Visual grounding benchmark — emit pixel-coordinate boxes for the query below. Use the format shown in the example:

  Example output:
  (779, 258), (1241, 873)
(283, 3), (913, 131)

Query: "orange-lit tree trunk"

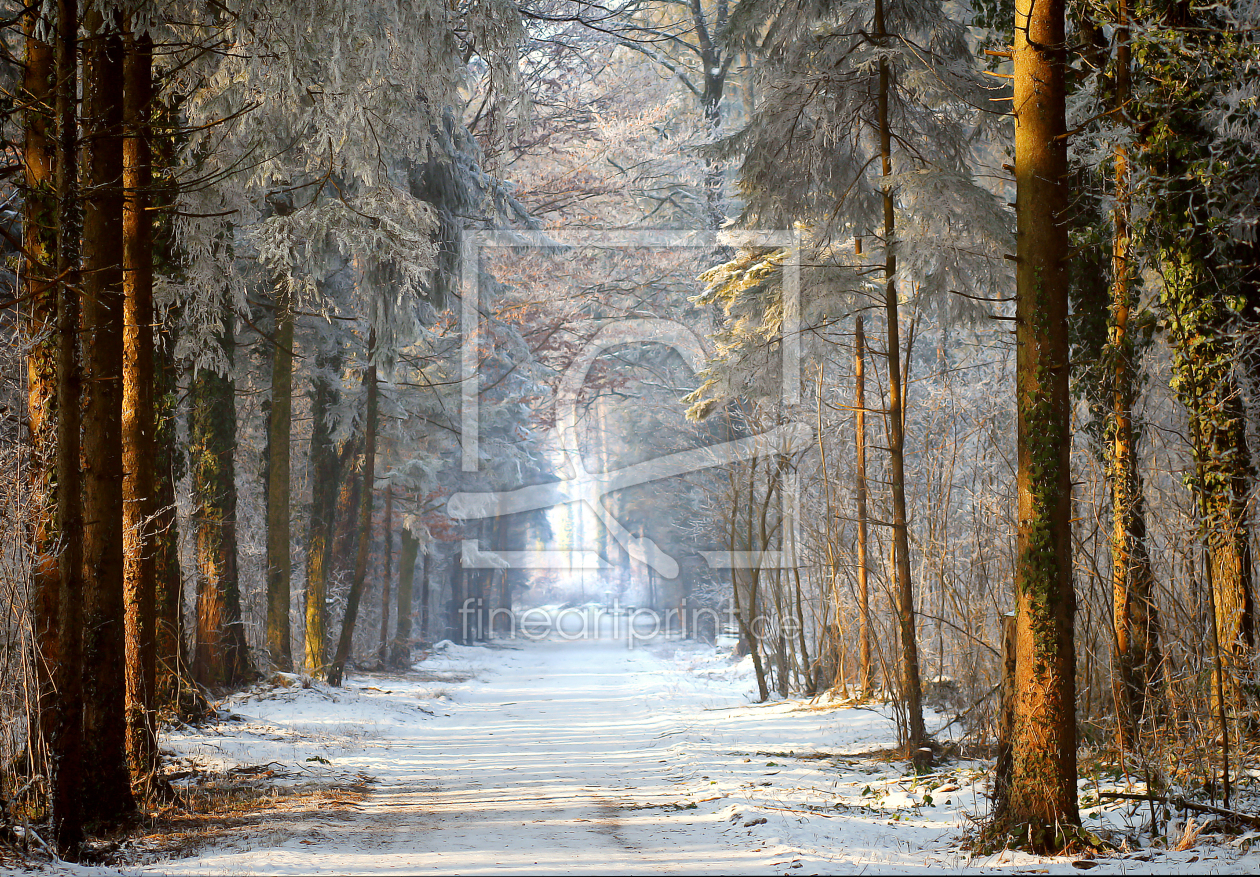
(854, 315), (872, 698)
(191, 335), (252, 689)
(1108, 0), (1159, 754)
(328, 333), (378, 686)
(22, 0), (59, 799)
(122, 26), (157, 787)
(304, 352), (341, 673)
(991, 0), (1080, 849)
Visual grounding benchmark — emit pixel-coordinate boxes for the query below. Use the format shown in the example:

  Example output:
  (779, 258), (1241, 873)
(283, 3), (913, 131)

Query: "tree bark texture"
(80, 6), (136, 823)
(392, 529), (419, 667)
(874, 0), (925, 749)
(855, 315), (872, 698)
(153, 330), (185, 706)
(418, 550), (430, 641)
(304, 355), (341, 674)
(379, 489), (394, 664)
(265, 286), (295, 670)
(122, 27), (157, 786)
(328, 337), (378, 687)
(50, 0), (84, 848)
(994, 0), (1080, 847)
(23, 0), (60, 805)
(191, 340), (252, 689)
(1108, 0), (1159, 754)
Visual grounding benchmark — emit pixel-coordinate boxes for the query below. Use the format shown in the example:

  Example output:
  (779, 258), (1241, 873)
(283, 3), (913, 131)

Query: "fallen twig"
(761, 803), (850, 818)
(19, 824), (60, 863)
(1098, 791), (1260, 830)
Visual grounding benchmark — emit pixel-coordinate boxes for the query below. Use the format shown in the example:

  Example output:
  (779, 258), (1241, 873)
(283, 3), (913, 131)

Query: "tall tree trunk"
(328, 334), (378, 687)
(378, 488), (394, 664)
(695, 0), (727, 229)
(855, 315), (873, 698)
(304, 353), (341, 674)
(153, 330), (185, 707)
(145, 88), (185, 711)
(992, 0), (1080, 847)
(391, 528), (419, 667)
(731, 460), (770, 701)
(1189, 378), (1255, 715)
(22, 0), (59, 810)
(332, 435), (364, 579)
(49, 0), (84, 849)
(1108, 0), (1159, 754)
(122, 26), (157, 787)
(265, 285), (295, 671)
(80, 6), (136, 824)
(418, 550), (430, 642)
(448, 544), (464, 644)
(874, 0), (925, 750)
(191, 336), (252, 688)
(1151, 3), (1255, 728)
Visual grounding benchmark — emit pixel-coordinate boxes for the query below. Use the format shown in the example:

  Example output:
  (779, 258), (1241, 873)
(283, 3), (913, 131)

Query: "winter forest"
(1, 0), (1260, 872)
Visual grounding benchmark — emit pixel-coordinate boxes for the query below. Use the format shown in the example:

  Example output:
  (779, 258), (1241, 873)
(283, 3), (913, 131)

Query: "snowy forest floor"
(19, 631), (1260, 875)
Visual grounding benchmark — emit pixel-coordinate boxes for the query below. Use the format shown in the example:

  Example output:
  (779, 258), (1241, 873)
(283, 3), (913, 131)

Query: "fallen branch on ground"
(1098, 791), (1260, 830)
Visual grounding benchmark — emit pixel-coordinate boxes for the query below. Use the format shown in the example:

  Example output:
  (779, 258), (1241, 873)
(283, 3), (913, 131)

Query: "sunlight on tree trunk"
(23, 0), (58, 773)
(191, 336), (252, 689)
(1107, 0), (1159, 755)
(304, 353), (340, 674)
(329, 331), (379, 687)
(990, 0), (1080, 849)
(122, 25), (157, 789)
(855, 315), (873, 699)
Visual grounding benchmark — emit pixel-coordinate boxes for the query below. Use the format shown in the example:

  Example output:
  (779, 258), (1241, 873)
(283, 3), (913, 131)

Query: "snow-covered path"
(336, 638), (764, 874)
(112, 633), (1257, 875)
(157, 637), (820, 874)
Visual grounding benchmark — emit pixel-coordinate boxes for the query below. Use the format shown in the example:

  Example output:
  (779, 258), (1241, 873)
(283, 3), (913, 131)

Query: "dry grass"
(75, 765), (376, 867)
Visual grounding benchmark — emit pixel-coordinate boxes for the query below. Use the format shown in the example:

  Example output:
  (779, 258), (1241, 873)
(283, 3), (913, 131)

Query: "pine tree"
(328, 331), (380, 686)
(190, 332), (252, 689)
(21, 0), (59, 787)
(50, 0), (85, 848)
(694, 0), (1011, 745)
(1104, 0), (1160, 756)
(122, 23), (157, 786)
(265, 277), (296, 672)
(392, 528), (420, 667)
(988, 0), (1080, 848)
(79, 5), (136, 824)
(304, 346), (343, 674)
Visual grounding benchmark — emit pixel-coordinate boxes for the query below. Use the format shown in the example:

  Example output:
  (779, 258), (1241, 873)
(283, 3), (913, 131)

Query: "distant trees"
(693, 0), (1009, 748)
(4, 0), (1260, 862)
(2, 0), (528, 855)
(189, 335), (252, 690)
